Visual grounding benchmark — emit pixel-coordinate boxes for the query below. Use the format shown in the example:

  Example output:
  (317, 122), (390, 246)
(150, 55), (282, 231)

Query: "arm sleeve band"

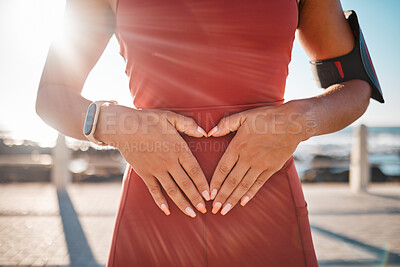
(310, 10), (384, 103)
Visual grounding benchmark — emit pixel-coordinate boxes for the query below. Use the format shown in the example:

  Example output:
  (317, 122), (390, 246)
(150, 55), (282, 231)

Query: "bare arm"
(36, 0), (114, 140)
(294, 0), (371, 139)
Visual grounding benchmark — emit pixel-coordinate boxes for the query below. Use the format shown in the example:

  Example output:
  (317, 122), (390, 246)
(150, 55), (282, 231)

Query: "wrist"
(93, 104), (118, 146)
(284, 99), (319, 142)
(95, 104), (139, 147)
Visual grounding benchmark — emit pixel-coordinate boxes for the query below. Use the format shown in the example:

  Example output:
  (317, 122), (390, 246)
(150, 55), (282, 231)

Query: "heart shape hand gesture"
(103, 104), (308, 218)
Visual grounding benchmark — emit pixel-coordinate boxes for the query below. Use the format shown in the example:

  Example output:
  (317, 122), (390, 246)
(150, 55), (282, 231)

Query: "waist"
(142, 100), (284, 132)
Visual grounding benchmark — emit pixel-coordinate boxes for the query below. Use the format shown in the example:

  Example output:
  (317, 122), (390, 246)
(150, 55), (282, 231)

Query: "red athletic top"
(115, 0), (298, 109)
(108, 1), (319, 266)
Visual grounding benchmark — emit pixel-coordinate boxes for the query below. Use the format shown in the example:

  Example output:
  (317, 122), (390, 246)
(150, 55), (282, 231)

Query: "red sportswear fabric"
(107, 0), (318, 266)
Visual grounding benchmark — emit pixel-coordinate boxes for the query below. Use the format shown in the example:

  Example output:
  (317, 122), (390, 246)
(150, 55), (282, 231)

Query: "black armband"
(310, 10), (384, 103)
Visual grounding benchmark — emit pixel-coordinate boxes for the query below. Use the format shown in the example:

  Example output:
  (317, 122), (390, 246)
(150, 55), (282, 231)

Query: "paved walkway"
(0, 183), (399, 267)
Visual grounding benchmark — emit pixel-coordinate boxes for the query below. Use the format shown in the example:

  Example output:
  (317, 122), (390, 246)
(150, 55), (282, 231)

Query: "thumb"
(166, 112), (207, 138)
(208, 112), (246, 137)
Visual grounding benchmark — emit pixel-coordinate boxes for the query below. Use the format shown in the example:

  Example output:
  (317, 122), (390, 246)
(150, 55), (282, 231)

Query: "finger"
(239, 170), (274, 207)
(207, 112), (246, 137)
(220, 168), (262, 215)
(166, 112), (207, 138)
(157, 173), (197, 218)
(178, 151), (211, 201)
(212, 161), (249, 214)
(210, 147), (239, 200)
(142, 175), (171, 215)
(169, 166), (207, 214)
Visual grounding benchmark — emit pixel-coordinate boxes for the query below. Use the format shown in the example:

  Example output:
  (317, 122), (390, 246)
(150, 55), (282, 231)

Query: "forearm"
(287, 79), (371, 141)
(36, 84), (91, 141)
(36, 83), (142, 146)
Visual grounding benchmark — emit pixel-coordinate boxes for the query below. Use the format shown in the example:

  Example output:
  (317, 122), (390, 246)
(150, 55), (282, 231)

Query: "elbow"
(35, 87), (48, 121)
(353, 79), (372, 104)
(35, 90), (43, 119)
(347, 79), (371, 115)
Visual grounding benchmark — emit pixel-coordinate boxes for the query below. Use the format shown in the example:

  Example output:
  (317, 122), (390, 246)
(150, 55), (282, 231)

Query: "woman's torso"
(106, 2), (320, 266)
(111, 0), (299, 109)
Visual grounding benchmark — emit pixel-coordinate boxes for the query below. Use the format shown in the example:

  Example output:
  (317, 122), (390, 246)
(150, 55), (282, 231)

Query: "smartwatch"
(83, 100), (118, 145)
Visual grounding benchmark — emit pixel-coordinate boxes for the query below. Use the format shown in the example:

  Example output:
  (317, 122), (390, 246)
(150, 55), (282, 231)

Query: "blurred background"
(0, 0), (399, 266)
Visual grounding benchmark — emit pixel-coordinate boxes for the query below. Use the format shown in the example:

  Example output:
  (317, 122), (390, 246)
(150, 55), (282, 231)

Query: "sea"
(1, 126), (399, 178)
(294, 127), (400, 177)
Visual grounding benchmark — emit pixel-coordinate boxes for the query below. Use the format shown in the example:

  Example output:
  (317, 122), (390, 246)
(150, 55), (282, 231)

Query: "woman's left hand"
(208, 102), (311, 215)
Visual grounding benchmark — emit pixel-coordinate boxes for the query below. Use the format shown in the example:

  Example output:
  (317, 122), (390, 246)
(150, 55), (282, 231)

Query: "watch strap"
(84, 100), (117, 146)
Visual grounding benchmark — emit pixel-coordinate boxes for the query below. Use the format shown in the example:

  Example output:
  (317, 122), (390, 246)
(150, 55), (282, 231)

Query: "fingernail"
(185, 207), (196, 218)
(202, 190), (211, 201)
(196, 203), (207, 213)
(241, 196), (250, 206)
(221, 203), (232, 215)
(207, 126), (219, 137)
(160, 204), (170, 215)
(210, 189), (218, 200)
(212, 202), (222, 214)
(197, 126), (207, 137)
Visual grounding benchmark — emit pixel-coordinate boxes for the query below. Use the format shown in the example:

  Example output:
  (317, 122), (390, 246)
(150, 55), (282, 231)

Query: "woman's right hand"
(96, 104), (210, 218)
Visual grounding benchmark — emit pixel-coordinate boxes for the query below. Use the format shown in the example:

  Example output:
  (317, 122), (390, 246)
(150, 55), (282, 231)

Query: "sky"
(0, 0), (399, 145)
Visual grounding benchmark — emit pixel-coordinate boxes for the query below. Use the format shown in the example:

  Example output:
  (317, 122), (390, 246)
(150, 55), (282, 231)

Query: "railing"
(52, 134), (71, 190)
(350, 124), (370, 193)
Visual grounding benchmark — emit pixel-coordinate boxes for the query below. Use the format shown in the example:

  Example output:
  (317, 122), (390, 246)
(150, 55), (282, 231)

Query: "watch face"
(84, 103), (97, 136)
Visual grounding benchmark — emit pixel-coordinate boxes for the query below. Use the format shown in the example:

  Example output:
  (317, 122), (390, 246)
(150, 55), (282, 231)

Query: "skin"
(36, 0), (372, 217)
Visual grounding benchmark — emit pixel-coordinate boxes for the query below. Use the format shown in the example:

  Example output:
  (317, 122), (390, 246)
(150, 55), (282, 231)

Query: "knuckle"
(159, 157), (170, 167)
(219, 164), (230, 175)
(147, 165), (159, 174)
(237, 140), (248, 151)
(148, 185), (160, 195)
(186, 117), (196, 125)
(181, 150), (193, 160)
(155, 174), (167, 183)
(240, 182), (251, 190)
(227, 177), (239, 186)
(254, 179), (265, 187)
(165, 111), (175, 121)
(166, 187), (178, 197)
(189, 193), (201, 203)
(229, 145), (241, 155)
(178, 199), (188, 207)
(188, 166), (200, 177)
(180, 179), (192, 189)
